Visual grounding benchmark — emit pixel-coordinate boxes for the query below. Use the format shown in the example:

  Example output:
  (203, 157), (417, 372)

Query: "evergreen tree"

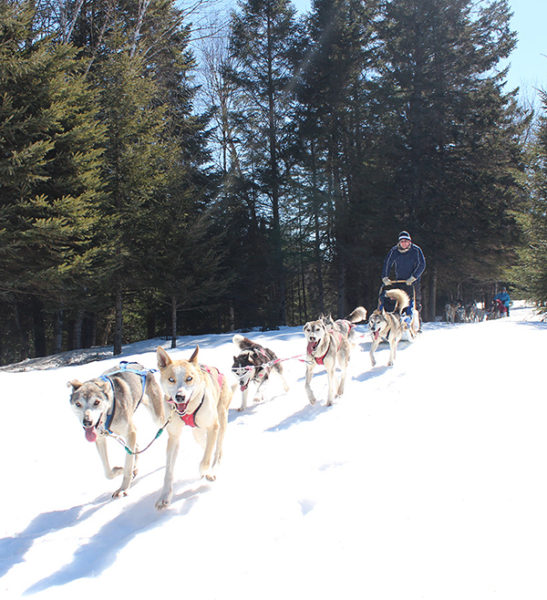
(131, 0), (226, 344)
(375, 0), (525, 318)
(0, 0), (104, 359)
(93, 46), (169, 354)
(227, 0), (299, 325)
(71, 0), (214, 353)
(293, 0), (380, 316)
(514, 94), (547, 311)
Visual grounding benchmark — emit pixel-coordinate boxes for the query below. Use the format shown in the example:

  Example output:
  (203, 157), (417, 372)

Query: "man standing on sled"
(381, 230), (426, 329)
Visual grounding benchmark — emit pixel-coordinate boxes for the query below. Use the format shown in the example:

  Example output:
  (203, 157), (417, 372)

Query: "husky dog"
(155, 345), (233, 510)
(68, 362), (165, 498)
(303, 306), (367, 406)
(232, 334), (289, 411)
(369, 289), (411, 367)
(444, 302), (457, 323)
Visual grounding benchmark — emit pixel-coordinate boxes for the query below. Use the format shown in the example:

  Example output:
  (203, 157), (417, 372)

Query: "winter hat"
(398, 231), (411, 241)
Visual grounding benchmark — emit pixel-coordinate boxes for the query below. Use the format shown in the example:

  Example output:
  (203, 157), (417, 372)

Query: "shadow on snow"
(0, 477), (210, 595)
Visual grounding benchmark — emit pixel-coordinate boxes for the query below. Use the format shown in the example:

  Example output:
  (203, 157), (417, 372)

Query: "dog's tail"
(346, 306), (367, 323)
(232, 333), (244, 346)
(385, 289), (409, 314)
(232, 333), (251, 350)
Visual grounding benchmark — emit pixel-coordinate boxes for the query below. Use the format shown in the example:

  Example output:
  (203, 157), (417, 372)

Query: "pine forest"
(0, 0), (546, 364)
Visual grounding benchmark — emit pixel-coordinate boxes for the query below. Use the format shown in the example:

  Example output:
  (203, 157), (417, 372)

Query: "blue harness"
(99, 361), (156, 431)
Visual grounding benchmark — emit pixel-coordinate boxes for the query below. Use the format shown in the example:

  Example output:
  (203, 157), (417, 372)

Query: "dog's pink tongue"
(85, 427), (97, 443)
(307, 342), (317, 354)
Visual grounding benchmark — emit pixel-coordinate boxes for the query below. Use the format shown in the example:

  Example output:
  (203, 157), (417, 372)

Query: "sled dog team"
(69, 288), (417, 509)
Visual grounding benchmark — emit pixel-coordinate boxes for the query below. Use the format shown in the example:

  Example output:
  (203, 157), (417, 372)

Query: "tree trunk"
(333, 162), (347, 317)
(310, 141), (325, 315)
(229, 299), (235, 331)
(54, 309), (64, 354)
(171, 295), (177, 348)
(31, 296), (47, 357)
(428, 266), (438, 321)
(113, 285), (123, 355)
(14, 302), (30, 360)
(266, 12), (286, 326)
(73, 308), (84, 349)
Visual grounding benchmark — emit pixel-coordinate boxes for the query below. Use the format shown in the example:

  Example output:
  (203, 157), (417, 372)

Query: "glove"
(405, 276), (416, 285)
(382, 277), (392, 286)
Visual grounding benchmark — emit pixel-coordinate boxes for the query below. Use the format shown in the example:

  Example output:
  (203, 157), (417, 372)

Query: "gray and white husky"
(68, 363), (165, 498)
(303, 306), (367, 406)
(369, 289), (410, 367)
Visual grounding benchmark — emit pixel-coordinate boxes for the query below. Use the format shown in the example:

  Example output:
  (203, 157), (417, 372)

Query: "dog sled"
(377, 280), (421, 342)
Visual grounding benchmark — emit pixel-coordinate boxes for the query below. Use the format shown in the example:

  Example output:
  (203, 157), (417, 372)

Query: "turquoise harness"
(99, 361), (156, 431)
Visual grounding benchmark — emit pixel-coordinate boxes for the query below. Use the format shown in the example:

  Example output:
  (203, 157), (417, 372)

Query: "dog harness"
(98, 362), (155, 431)
(172, 365), (225, 428)
(309, 330), (346, 366)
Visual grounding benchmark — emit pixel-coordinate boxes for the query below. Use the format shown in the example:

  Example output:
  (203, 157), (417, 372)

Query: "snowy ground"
(1, 302), (546, 600)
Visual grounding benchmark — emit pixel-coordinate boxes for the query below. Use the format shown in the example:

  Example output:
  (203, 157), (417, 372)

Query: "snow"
(1, 302), (546, 600)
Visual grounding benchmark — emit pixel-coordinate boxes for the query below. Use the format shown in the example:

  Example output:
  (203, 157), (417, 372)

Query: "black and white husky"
(232, 334), (289, 411)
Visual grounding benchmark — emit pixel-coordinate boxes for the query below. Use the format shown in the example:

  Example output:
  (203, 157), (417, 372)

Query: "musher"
(494, 287), (511, 317)
(381, 230), (426, 327)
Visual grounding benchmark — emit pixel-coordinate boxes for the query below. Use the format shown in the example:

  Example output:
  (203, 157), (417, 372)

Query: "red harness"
(309, 331), (344, 366)
(174, 365), (225, 428)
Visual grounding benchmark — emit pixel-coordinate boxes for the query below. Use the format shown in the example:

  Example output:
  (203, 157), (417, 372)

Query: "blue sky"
(288, 0), (547, 102)
(506, 0), (547, 101)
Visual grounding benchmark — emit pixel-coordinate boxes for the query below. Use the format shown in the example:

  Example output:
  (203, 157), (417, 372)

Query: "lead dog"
(369, 289), (409, 367)
(68, 362), (165, 498)
(304, 306), (367, 406)
(232, 334), (289, 410)
(155, 345), (233, 510)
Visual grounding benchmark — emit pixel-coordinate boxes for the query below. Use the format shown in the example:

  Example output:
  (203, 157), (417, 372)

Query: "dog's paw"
(112, 488), (128, 499)
(155, 497), (171, 510)
(205, 474), (216, 482)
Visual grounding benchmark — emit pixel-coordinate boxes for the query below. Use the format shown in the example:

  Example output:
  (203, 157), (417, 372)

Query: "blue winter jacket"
(382, 243), (426, 281)
(494, 291), (511, 307)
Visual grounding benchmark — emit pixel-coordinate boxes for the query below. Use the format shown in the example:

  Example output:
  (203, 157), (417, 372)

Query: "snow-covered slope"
(1, 304), (545, 600)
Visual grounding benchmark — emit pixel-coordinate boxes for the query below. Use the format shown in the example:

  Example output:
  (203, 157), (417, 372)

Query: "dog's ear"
(68, 379), (82, 391)
(189, 345), (199, 364)
(96, 379), (111, 393)
(156, 346), (171, 369)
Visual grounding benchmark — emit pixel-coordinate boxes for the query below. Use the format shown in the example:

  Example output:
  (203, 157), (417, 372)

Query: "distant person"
(494, 287), (511, 317)
(381, 231), (426, 325)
